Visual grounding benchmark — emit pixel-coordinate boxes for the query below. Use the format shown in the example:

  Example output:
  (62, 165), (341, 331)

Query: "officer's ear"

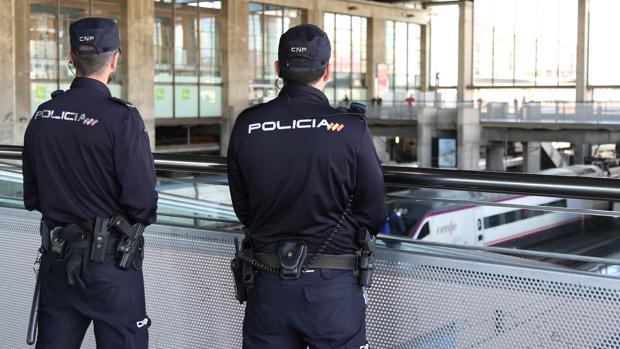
(274, 60), (281, 78)
(68, 51), (80, 76)
(110, 50), (120, 72)
(322, 63), (331, 82)
(68, 51), (76, 67)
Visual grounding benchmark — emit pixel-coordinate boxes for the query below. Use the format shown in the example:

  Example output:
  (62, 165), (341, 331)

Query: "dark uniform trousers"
(36, 254), (149, 349)
(243, 268), (366, 349)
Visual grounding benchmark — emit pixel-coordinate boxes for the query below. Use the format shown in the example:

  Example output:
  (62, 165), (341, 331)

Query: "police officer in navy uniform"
(228, 24), (387, 348)
(22, 18), (157, 349)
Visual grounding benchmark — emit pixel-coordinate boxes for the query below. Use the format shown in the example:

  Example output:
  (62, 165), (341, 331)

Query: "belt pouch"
(278, 240), (307, 280)
(90, 217), (111, 263)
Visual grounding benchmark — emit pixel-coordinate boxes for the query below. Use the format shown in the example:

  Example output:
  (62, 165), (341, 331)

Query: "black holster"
(109, 216), (145, 270)
(231, 237), (256, 304)
(356, 228), (376, 288)
(40, 221), (67, 258)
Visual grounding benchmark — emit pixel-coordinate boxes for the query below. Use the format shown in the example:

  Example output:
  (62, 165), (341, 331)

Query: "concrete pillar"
(367, 17), (386, 101)
(221, 0), (250, 155)
(372, 136), (390, 164)
(486, 143), (505, 171)
(14, 0), (30, 143)
(417, 107), (435, 167)
(576, 0), (592, 102)
(574, 144), (591, 164)
(307, 1), (323, 26)
(522, 142), (541, 173)
(420, 24), (430, 92)
(0, 0), (16, 145)
(121, 0), (155, 149)
(457, 108), (480, 170)
(457, 0), (474, 102)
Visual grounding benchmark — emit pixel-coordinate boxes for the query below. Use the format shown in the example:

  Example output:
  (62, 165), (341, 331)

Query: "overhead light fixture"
(405, 13), (415, 18)
(348, 3), (358, 11)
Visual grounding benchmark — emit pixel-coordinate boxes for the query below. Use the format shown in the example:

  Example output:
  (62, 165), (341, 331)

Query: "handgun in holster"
(231, 237), (256, 304)
(356, 228), (376, 288)
(109, 216), (145, 270)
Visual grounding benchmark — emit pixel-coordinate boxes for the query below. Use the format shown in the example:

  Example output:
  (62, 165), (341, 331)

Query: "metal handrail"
(379, 235), (620, 267)
(3, 145), (620, 201)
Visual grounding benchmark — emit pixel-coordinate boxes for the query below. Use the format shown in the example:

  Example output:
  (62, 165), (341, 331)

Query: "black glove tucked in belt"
(58, 224), (92, 289)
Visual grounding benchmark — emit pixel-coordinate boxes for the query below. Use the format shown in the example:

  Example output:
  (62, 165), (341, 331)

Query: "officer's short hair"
(73, 45), (117, 76)
(281, 58), (327, 86)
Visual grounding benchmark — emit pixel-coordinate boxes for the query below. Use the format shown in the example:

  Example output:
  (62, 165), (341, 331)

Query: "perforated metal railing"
(2, 206), (620, 349)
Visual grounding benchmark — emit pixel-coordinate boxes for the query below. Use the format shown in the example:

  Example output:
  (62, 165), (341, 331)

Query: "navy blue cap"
(70, 18), (120, 55)
(278, 24), (331, 75)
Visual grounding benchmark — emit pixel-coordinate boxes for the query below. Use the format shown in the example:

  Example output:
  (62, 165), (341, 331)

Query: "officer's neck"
(311, 79), (327, 91)
(284, 81), (325, 92)
(76, 72), (110, 86)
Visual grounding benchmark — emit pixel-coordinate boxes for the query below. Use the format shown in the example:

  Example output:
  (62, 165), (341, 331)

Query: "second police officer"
(22, 18), (157, 349)
(228, 24), (387, 348)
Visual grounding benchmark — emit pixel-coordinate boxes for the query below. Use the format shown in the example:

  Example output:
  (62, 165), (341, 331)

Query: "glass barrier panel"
(380, 187), (620, 274)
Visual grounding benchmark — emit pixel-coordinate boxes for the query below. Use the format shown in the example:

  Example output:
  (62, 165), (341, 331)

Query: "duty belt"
(255, 253), (357, 270)
(43, 227), (120, 257)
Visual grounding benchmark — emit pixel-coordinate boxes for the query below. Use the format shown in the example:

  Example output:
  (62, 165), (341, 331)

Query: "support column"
(574, 144), (591, 164)
(417, 107), (435, 167)
(221, 0), (250, 155)
(372, 136), (390, 164)
(122, 0), (155, 149)
(307, 1), (323, 26)
(0, 0), (16, 145)
(457, 108), (480, 170)
(367, 17), (386, 102)
(420, 24), (430, 92)
(576, 0), (592, 102)
(486, 143), (505, 171)
(14, 0), (30, 144)
(522, 142), (541, 173)
(457, 0), (474, 102)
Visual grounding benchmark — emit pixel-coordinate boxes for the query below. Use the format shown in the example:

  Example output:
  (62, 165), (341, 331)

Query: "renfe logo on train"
(436, 221), (457, 235)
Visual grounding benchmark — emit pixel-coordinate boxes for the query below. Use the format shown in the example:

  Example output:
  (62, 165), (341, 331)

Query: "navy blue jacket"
(227, 84), (387, 254)
(22, 77), (158, 226)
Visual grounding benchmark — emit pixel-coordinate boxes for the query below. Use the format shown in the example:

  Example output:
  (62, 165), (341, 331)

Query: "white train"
(384, 165), (611, 247)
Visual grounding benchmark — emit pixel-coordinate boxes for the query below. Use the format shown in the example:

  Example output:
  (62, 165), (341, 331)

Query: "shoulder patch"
(110, 96), (136, 109)
(50, 90), (64, 98)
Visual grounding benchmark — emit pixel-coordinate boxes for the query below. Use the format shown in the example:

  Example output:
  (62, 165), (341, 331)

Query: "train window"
(417, 222), (430, 240)
(484, 215), (501, 229)
(484, 209), (520, 229)
(505, 211), (517, 223)
(517, 203), (564, 221)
